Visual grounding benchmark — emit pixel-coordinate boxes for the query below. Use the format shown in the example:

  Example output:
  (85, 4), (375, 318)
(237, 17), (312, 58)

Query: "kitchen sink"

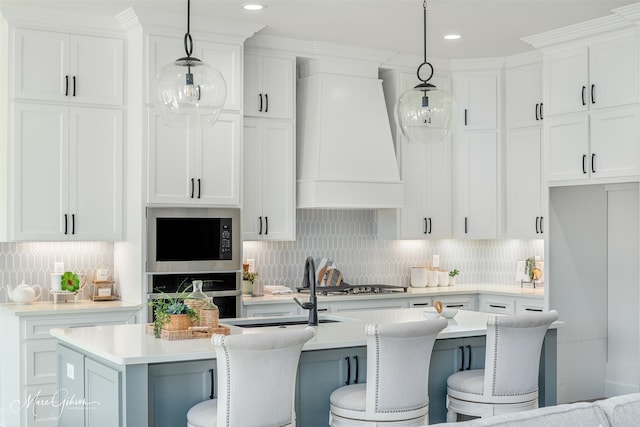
(224, 315), (348, 328)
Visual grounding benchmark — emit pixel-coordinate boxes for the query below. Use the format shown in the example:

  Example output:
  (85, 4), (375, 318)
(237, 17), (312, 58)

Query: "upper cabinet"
(506, 61), (543, 129)
(13, 28), (123, 106)
(543, 34), (638, 116)
(147, 111), (241, 206)
(455, 72), (498, 130)
(244, 52), (295, 119)
(378, 70), (452, 240)
(538, 29), (640, 184)
(147, 35), (242, 111)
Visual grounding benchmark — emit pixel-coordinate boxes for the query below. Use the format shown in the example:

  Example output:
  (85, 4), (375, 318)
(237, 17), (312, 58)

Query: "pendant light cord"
(416, 0), (434, 84)
(183, 0), (194, 58)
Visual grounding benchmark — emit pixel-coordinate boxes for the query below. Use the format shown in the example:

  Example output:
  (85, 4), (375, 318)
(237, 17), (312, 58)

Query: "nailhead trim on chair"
(221, 340), (232, 427)
(373, 324), (381, 412)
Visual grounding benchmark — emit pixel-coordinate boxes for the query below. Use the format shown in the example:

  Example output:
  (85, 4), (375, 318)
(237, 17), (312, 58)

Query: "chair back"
(483, 310), (558, 398)
(213, 327), (315, 427)
(365, 319), (447, 414)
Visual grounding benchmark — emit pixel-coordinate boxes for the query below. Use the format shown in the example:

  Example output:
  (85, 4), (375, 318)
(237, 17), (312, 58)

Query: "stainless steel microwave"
(146, 207), (240, 273)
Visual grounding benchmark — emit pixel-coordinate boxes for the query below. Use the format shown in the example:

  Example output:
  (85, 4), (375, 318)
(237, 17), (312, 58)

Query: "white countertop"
(0, 300), (141, 316)
(244, 283), (544, 305)
(50, 307), (558, 366)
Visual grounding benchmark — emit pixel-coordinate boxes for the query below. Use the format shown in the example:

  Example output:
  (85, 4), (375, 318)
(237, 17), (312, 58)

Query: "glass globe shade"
(396, 82), (455, 143)
(153, 57), (227, 128)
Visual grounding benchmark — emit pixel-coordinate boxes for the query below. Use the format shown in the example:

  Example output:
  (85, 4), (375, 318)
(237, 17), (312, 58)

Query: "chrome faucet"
(294, 256), (318, 326)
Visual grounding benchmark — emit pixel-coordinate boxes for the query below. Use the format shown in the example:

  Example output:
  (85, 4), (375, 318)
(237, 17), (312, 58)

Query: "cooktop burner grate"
(296, 283), (408, 295)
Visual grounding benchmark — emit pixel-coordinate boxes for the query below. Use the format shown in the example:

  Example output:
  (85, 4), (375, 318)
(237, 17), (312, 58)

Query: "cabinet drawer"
(516, 299), (544, 314)
(24, 340), (57, 385)
(23, 383), (59, 427)
(434, 295), (477, 310)
(409, 298), (432, 308)
(24, 313), (135, 339)
(479, 297), (515, 314)
(243, 303), (301, 318)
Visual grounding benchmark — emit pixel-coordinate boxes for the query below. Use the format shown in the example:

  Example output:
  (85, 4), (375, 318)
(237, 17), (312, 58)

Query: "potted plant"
(148, 286), (200, 338)
(242, 271), (259, 296)
(449, 269), (460, 286)
(525, 257), (542, 282)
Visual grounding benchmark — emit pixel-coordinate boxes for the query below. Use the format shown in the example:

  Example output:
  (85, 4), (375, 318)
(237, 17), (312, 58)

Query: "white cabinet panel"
(506, 62), (543, 129)
(242, 118), (295, 240)
(543, 46), (589, 116)
(455, 73), (498, 130)
(244, 53), (294, 119)
(9, 104), (122, 240)
(478, 295), (515, 314)
(25, 340), (57, 385)
(13, 28), (123, 105)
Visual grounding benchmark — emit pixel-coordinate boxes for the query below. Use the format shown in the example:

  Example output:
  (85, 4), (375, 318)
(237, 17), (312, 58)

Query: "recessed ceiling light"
(444, 34), (461, 40)
(243, 4), (265, 11)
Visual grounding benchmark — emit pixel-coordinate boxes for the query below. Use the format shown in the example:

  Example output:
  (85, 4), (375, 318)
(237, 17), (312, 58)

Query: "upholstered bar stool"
(187, 327), (314, 427)
(446, 310), (559, 422)
(329, 318), (448, 426)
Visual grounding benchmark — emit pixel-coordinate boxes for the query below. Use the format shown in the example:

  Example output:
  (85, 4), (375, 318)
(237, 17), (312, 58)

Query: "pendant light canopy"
(397, 0), (455, 143)
(153, 0), (227, 128)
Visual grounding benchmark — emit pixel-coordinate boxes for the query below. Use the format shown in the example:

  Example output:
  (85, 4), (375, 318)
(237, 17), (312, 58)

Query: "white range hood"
(296, 55), (403, 209)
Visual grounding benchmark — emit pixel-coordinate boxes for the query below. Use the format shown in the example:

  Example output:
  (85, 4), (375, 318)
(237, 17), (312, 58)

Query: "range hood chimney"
(296, 52), (403, 209)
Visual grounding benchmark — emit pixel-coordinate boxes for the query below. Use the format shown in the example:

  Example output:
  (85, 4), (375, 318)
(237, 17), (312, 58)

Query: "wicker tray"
(145, 324), (230, 340)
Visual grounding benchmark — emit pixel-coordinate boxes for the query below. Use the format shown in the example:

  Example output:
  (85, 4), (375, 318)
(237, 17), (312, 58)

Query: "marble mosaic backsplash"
(0, 209), (543, 302)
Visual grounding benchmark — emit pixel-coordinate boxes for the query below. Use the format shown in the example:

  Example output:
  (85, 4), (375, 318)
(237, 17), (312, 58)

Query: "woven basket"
(200, 307), (220, 328)
(163, 314), (192, 331)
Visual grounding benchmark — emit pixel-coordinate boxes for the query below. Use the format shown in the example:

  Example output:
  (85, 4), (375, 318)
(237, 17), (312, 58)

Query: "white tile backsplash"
(0, 210), (543, 303)
(0, 241), (113, 303)
(243, 209), (544, 289)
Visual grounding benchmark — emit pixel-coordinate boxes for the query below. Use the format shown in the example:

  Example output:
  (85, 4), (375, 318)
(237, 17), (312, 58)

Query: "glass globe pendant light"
(397, 0), (455, 143)
(153, 0), (226, 128)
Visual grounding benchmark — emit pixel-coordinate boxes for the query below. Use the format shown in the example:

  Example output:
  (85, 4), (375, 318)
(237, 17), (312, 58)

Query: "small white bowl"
(441, 308), (458, 319)
(423, 309), (440, 320)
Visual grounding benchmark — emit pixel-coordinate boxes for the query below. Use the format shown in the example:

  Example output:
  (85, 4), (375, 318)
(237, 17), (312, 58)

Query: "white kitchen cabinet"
(506, 62), (543, 129)
(506, 127), (545, 238)
(147, 110), (241, 206)
(13, 28), (123, 106)
(242, 117), (295, 240)
(319, 297), (411, 313)
(0, 305), (137, 427)
(8, 103), (122, 241)
(378, 70), (452, 240)
(455, 132), (499, 239)
(243, 301), (301, 317)
(432, 294), (477, 310)
(544, 105), (640, 182)
(454, 72), (498, 130)
(147, 35), (242, 111)
(543, 34), (638, 116)
(244, 52), (294, 119)
(515, 298), (544, 314)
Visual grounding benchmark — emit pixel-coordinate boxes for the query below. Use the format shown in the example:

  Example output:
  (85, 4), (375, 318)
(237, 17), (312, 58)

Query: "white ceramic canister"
(426, 269), (439, 287)
(410, 267), (428, 288)
(50, 273), (62, 292)
(438, 270), (449, 287)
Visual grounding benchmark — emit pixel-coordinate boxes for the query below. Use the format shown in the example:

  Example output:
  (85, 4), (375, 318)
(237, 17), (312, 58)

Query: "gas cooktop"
(296, 283), (408, 295)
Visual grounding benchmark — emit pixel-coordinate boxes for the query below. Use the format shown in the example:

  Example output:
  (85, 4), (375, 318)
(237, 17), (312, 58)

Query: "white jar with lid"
(410, 267), (427, 288)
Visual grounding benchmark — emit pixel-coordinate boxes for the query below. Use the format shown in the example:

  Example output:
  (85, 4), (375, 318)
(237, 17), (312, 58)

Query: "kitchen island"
(50, 308), (558, 427)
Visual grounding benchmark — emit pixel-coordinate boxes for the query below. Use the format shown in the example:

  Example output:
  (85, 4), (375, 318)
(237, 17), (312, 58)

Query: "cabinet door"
(589, 34), (638, 110)
(589, 105), (640, 179)
(149, 361), (216, 427)
(506, 127), (542, 238)
(13, 28), (69, 102)
(544, 112), (589, 182)
(456, 73), (498, 130)
(11, 103), (68, 240)
(398, 141), (430, 238)
(147, 110), (194, 204)
(261, 120), (295, 240)
(69, 35), (123, 105)
(457, 132), (498, 238)
(507, 63), (542, 129)
(426, 142), (453, 238)
(296, 347), (367, 427)
(84, 358), (121, 427)
(244, 54), (294, 119)
(242, 117), (265, 239)
(543, 47), (588, 116)
(58, 345), (86, 427)
(71, 107), (123, 240)
(197, 112), (241, 205)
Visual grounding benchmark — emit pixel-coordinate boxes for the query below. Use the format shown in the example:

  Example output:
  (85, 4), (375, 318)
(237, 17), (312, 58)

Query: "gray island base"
(51, 308), (558, 427)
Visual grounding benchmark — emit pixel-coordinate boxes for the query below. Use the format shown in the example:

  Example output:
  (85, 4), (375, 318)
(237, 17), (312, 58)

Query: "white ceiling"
(3, 0), (639, 59)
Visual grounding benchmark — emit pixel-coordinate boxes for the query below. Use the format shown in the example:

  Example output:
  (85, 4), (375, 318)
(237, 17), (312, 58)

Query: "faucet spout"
(293, 256), (318, 326)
